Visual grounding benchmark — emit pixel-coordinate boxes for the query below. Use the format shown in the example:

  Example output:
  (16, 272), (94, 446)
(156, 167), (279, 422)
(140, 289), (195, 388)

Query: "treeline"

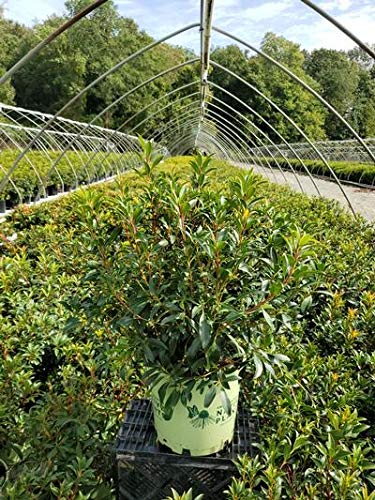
(0, 0), (374, 142)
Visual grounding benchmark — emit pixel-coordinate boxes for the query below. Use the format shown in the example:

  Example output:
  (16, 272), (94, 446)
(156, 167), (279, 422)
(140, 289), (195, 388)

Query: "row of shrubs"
(256, 156), (375, 186)
(0, 148), (138, 206)
(0, 157), (374, 498)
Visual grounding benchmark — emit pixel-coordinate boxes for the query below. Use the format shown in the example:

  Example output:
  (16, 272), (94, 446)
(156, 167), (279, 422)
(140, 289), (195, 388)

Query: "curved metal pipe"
(208, 81), (321, 194)
(0, 23), (200, 193)
(168, 124), (244, 163)
(207, 93), (306, 193)
(211, 60), (356, 214)
(212, 26), (375, 165)
(300, 0), (375, 60)
(118, 80), (200, 131)
(69, 90), (202, 186)
(155, 112), (268, 177)
(203, 106), (279, 183)
(33, 59), (199, 197)
(0, 0), (109, 84)
(206, 104), (282, 185)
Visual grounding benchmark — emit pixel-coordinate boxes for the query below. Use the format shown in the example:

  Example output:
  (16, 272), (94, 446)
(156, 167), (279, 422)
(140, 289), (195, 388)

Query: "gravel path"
(240, 163), (375, 222)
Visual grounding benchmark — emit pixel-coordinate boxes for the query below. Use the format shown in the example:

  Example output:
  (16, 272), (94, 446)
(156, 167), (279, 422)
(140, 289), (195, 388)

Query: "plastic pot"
(151, 373), (240, 456)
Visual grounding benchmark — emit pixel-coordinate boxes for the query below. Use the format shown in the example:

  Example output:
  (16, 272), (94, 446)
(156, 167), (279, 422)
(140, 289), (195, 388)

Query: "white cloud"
(241, 0), (293, 22)
(284, 4), (375, 50)
(2, 0), (374, 54)
(319, 0), (353, 12)
(3, 0), (63, 25)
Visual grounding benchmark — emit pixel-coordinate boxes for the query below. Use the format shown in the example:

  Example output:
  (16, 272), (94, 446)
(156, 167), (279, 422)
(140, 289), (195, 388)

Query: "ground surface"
(242, 163), (375, 221)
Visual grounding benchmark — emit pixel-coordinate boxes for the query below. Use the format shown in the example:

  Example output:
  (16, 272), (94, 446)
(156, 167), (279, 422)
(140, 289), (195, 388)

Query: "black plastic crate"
(115, 399), (258, 500)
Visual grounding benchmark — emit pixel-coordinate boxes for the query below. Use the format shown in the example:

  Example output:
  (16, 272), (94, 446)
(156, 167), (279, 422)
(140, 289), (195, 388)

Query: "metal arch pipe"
(169, 123), (247, 165)
(300, 0), (375, 61)
(194, 119), (252, 162)
(135, 90), (267, 174)
(193, 106), (274, 175)
(203, 107), (279, 183)
(194, 0), (215, 148)
(70, 90), (202, 185)
(0, 105), (139, 196)
(0, 108), (71, 190)
(0, 102), (136, 142)
(171, 131), (234, 161)
(118, 80), (200, 131)
(212, 26), (375, 165)
(208, 81), (321, 195)
(0, 163), (23, 204)
(57, 81), (201, 181)
(147, 104), (202, 142)
(120, 76), (304, 189)
(168, 125), (244, 163)
(172, 134), (229, 160)
(202, 120), (271, 174)
(196, 130), (242, 162)
(197, 126), (250, 164)
(0, 0), (109, 84)
(207, 97), (288, 182)
(199, 132), (242, 162)
(151, 114), (206, 145)
(159, 113), (264, 163)
(210, 61), (356, 214)
(144, 112), (204, 154)
(129, 91), (201, 135)
(0, 127), (48, 199)
(33, 59), (200, 198)
(153, 113), (209, 148)
(200, 0), (215, 102)
(147, 110), (237, 155)
(0, 134), (24, 202)
(205, 104), (282, 185)
(207, 93), (307, 193)
(0, 23), (200, 193)
(207, 100), (297, 188)
(148, 108), (255, 168)
(156, 114), (234, 158)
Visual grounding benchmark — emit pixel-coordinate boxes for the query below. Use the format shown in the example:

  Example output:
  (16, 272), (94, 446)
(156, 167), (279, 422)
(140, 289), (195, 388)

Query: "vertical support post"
(194, 0), (215, 148)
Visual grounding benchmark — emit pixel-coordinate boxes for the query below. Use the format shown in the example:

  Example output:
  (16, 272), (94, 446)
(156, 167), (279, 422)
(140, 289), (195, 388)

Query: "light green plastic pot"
(151, 374), (240, 456)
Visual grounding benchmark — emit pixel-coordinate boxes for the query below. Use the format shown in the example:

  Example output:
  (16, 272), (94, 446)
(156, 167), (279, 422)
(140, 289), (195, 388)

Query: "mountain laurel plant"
(74, 139), (319, 420)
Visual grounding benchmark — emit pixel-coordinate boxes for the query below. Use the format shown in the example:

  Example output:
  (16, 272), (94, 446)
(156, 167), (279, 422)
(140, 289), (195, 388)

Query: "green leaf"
(262, 309), (274, 329)
(204, 385), (217, 408)
(158, 382), (169, 404)
(253, 354), (263, 379)
(187, 337), (201, 360)
(301, 295), (313, 313)
(199, 312), (211, 349)
(158, 239), (169, 247)
(220, 389), (232, 416)
(165, 389), (180, 413)
(239, 262), (251, 274)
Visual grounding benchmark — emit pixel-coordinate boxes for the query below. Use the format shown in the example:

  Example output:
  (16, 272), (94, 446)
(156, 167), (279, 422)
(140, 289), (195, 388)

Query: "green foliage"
(0, 156), (374, 497)
(0, 148), (137, 203)
(256, 155), (375, 185)
(305, 48), (362, 139)
(72, 141), (319, 419)
(211, 34), (327, 144)
(10, 1), (192, 129)
(165, 488), (204, 500)
(259, 33), (327, 142)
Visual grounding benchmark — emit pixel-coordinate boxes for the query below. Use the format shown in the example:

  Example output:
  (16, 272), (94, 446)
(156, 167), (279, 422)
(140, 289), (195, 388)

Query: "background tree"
(305, 48), (359, 139)
(257, 33), (326, 142)
(0, 14), (31, 104)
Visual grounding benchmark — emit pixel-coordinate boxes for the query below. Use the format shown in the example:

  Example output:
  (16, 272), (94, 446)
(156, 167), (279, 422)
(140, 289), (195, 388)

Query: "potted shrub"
(77, 139), (318, 456)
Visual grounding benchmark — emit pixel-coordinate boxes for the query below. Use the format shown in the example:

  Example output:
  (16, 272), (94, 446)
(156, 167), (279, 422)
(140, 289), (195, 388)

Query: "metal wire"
(1, 0), (373, 216)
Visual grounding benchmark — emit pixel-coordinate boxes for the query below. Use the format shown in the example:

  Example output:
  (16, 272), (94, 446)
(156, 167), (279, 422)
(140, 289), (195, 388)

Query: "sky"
(2, 0), (375, 53)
